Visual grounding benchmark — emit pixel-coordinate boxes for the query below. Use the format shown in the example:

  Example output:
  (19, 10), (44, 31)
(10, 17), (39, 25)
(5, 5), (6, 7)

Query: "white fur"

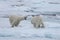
(9, 15), (26, 27)
(31, 16), (44, 28)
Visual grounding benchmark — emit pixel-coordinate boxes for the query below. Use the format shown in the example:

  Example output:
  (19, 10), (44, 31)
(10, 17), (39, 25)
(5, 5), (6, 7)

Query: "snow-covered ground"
(0, 0), (60, 40)
(0, 16), (60, 40)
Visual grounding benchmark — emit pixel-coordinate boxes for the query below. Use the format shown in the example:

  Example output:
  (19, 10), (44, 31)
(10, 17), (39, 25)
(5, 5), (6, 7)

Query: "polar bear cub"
(9, 15), (27, 27)
(31, 15), (44, 28)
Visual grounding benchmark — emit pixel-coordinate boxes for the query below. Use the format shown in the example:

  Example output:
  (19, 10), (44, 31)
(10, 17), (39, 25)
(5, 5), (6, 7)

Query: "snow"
(0, 17), (60, 40)
(0, 0), (60, 40)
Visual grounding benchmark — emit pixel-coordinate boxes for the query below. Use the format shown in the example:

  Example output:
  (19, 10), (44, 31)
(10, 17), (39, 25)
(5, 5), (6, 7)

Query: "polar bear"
(31, 15), (44, 28)
(9, 15), (27, 27)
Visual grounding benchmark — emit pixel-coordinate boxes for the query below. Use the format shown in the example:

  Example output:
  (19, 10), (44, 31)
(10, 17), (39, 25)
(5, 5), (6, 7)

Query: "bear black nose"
(24, 16), (27, 20)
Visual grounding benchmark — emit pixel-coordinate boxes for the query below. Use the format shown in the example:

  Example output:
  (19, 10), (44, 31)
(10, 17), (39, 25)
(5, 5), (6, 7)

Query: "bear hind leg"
(41, 23), (44, 28)
(15, 21), (20, 27)
(38, 25), (40, 28)
(33, 23), (36, 28)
